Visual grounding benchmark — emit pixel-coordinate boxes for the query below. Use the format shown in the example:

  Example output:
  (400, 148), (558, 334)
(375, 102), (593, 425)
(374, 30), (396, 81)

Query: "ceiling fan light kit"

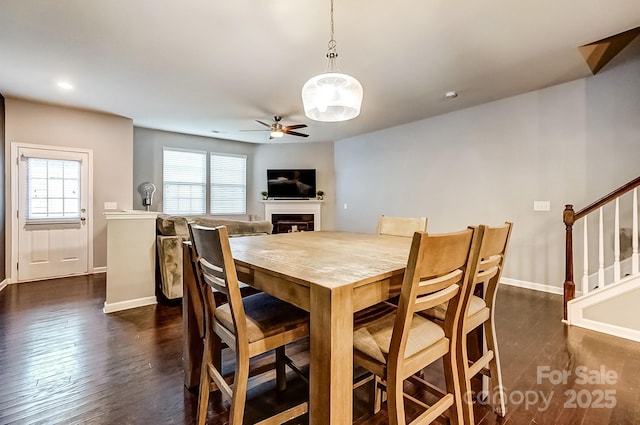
(241, 116), (309, 140)
(301, 0), (363, 122)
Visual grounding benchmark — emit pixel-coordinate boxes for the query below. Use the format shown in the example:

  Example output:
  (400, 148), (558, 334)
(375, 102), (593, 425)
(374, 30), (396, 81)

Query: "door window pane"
(26, 157), (81, 220)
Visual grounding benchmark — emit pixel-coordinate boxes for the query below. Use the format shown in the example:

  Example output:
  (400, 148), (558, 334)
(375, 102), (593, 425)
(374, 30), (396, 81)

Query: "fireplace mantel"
(262, 200), (323, 231)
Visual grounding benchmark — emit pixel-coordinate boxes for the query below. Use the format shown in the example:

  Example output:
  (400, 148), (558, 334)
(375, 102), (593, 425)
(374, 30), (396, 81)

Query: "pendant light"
(301, 0), (363, 122)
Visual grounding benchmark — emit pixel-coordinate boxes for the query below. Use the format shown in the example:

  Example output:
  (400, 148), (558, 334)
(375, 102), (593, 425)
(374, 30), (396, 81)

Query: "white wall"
(4, 98), (133, 273)
(334, 42), (640, 290)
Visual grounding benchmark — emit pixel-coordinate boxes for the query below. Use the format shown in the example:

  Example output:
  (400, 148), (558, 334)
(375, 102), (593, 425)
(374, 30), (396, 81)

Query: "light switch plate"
(104, 202), (118, 210)
(533, 201), (551, 211)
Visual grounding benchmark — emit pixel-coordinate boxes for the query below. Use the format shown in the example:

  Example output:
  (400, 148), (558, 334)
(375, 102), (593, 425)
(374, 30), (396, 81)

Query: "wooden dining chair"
(189, 224), (309, 425)
(353, 214), (427, 403)
(352, 227), (483, 425)
(424, 222), (513, 424)
(185, 223), (263, 382)
(187, 224), (260, 324)
(377, 215), (428, 237)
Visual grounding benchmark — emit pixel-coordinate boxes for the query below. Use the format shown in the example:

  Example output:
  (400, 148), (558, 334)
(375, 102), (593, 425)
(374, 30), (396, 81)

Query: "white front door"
(17, 146), (90, 281)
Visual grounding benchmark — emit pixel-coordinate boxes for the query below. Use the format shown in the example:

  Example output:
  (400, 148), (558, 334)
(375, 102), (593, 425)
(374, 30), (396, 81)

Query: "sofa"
(156, 214), (273, 300)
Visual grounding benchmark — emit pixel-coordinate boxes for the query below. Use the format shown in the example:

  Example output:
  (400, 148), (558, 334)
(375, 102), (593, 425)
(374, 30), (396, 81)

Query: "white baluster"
(614, 198), (621, 281)
(582, 216), (589, 296)
(633, 188), (638, 275)
(598, 207), (605, 288)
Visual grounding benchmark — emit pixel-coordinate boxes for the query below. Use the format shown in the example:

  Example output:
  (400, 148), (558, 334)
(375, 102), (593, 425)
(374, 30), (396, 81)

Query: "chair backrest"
(473, 222), (513, 311)
(377, 215), (428, 237)
(389, 227), (483, 367)
(189, 224), (249, 346)
(186, 224), (208, 340)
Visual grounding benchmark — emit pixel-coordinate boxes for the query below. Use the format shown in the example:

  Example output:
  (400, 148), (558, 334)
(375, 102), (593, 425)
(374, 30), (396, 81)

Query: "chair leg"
(485, 319), (507, 417)
(386, 373), (406, 425)
(363, 374), (383, 414)
(229, 350), (250, 425)
(275, 346), (287, 392)
(443, 351), (463, 425)
(197, 339), (213, 425)
(210, 334), (223, 392)
(373, 375), (383, 414)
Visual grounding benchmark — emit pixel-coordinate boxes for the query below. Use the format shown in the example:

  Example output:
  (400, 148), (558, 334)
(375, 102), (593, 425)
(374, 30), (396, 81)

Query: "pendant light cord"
(326, 0), (338, 71)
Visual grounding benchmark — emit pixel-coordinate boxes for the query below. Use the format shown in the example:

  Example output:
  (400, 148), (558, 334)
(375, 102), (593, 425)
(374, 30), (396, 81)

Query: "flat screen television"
(267, 169), (316, 199)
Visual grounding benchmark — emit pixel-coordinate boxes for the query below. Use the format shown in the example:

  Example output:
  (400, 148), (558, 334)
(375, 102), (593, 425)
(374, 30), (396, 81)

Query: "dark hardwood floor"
(1, 274), (639, 424)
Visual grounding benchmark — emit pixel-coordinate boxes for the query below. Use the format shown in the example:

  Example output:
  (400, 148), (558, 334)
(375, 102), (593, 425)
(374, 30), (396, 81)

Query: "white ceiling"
(0, 1), (638, 144)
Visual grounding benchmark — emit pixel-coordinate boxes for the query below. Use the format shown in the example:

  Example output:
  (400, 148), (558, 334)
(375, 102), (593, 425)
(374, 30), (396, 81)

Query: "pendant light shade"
(302, 72), (363, 122)
(301, 0), (363, 122)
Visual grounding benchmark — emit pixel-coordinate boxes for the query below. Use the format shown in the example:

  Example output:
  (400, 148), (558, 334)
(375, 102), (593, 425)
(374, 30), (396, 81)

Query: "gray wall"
(252, 142), (335, 229)
(133, 127), (258, 218)
(334, 41), (640, 290)
(4, 98), (133, 272)
(4, 41), (637, 287)
(133, 128), (336, 229)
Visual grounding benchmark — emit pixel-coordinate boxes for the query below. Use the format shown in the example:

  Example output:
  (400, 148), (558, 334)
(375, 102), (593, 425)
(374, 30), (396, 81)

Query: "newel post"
(563, 204), (576, 320)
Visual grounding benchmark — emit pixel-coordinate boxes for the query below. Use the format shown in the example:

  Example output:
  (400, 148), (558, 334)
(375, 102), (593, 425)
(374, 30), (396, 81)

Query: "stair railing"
(563, 176), (640, 319)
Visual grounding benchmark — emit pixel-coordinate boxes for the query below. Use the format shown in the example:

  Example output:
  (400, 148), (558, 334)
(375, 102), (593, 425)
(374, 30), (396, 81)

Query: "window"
(163, 149), (206, 214)
(26, 157), (81, 221)
(210, 153), (246, 215)
(162, 149), (247, 215)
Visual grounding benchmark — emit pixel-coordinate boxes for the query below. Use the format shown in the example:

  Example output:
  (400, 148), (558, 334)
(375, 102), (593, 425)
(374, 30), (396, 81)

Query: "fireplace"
(262, 200), (323, 233)
(271, 214), (315, 234)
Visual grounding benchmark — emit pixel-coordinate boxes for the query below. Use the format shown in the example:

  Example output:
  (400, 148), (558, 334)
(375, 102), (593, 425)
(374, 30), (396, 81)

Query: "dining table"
(182, 230), (413, 425)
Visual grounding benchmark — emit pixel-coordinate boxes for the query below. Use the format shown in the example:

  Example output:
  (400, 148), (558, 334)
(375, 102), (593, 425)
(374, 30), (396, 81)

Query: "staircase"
(563, 176), (640, 342)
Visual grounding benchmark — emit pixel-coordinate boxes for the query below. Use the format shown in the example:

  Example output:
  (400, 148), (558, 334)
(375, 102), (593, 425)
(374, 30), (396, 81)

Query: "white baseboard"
(0, 279), (8, 292)
(569, 274), (640, 311)
(567, 274), (640, 342)
(4, 269), (105, 283)
(103, 296), (157, 313)
(501, 277), (564, 295)
(570, 318), (640, 343)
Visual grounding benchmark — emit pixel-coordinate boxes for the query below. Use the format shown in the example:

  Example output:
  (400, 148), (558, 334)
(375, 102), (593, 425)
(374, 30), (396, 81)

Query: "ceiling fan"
(242, 116), (308, 140)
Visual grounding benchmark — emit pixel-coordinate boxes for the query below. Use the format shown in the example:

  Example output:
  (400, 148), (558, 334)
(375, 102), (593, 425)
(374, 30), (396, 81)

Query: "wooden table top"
(188, 231), (415, 424)
(229, 231), (413, 290)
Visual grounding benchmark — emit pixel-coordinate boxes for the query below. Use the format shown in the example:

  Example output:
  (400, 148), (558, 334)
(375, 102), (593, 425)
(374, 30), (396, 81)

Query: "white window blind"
(210, 153), (246, 215)
(163, 149), (207, 214)
(26, 157), (81, 220)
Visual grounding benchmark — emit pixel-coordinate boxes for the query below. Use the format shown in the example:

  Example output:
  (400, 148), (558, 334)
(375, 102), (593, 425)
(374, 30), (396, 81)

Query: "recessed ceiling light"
(57, 81), (74, 90)
(444, 91), (458, 99)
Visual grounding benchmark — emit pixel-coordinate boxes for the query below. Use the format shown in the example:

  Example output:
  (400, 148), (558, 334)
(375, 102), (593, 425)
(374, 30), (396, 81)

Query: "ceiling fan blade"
(255, 120), (272, 128)
(284, 130), (309, 138)
(284, 124), (307, 130)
